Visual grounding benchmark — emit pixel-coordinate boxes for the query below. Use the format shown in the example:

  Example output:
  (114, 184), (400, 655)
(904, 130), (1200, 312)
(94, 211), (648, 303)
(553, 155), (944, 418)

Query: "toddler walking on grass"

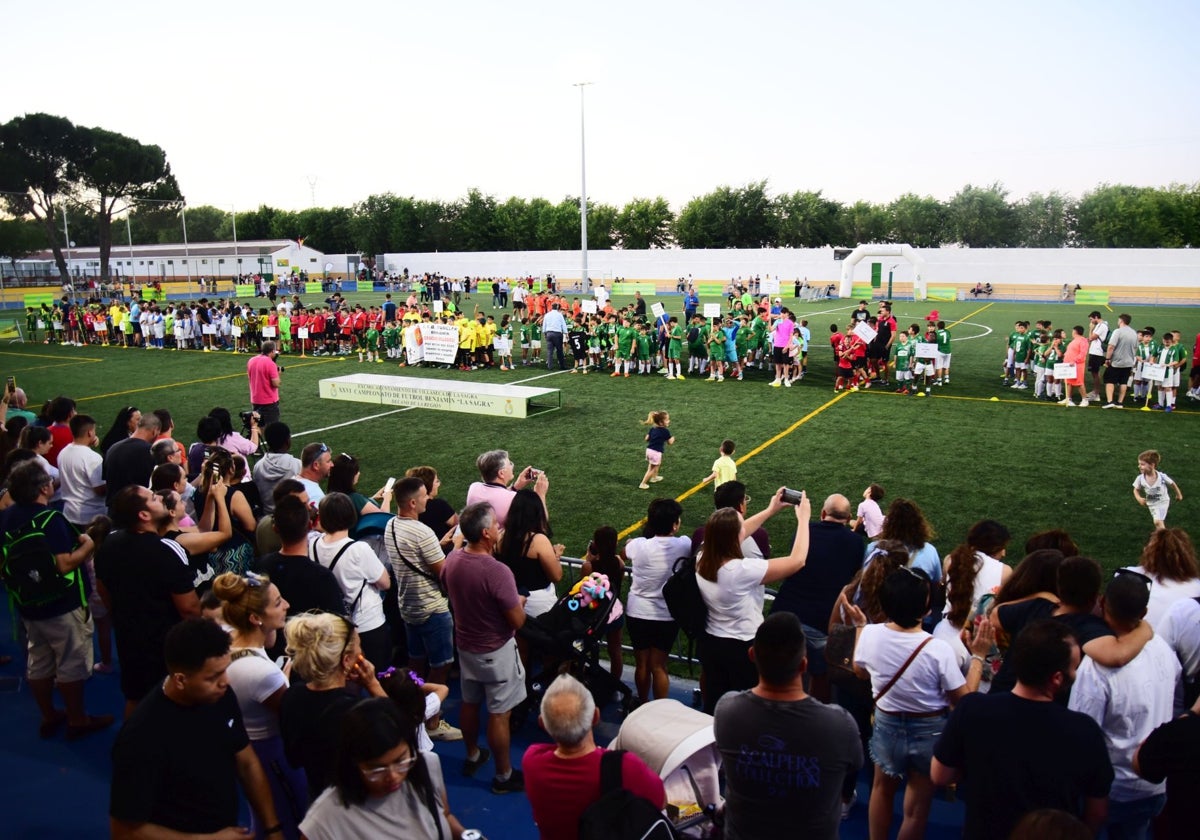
(1133, 449), (1183, 529)
(639, 410), (674, 490)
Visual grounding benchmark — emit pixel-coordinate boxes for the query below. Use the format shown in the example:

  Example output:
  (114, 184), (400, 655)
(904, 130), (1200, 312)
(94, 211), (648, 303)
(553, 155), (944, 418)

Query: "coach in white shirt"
(57, 414), (107, 529)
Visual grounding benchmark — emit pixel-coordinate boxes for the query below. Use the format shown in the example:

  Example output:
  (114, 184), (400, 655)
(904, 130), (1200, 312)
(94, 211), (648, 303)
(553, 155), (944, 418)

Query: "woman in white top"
(622, 498), (692, 702)
(313, 492), (392, 669)
(1124, 527), (1200, 627)
(300, 698), (465, 840)
(846, 567), (993, 840)
(934, 519), (1012, 670)
(213, 571), (308, 840)
(695, 489), (811, 714)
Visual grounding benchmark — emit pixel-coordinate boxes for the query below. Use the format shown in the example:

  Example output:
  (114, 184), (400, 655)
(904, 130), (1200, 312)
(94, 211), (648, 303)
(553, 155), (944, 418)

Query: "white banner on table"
(298, 328), (310, 339)
(703, 303), (722, 318)
(262, 326), (277, 338)
(1142, 363), (1167, 382)
(915, 342), (939, 358)
(580, 300), (598, 314)
(404, 325), (425, 363)
(419, 323), (458, 364)
(1053, 363), (1077, 379)
(651, 302), (666, 319)
(761, 277), (781, 294)
(853, 322), (878, 344)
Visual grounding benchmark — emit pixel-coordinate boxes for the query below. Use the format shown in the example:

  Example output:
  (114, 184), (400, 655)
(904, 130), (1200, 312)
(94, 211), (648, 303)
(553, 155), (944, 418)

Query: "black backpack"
(1, 509), (86, 611)
(661, 554), (707, 640)
(578, 750), (679, 840)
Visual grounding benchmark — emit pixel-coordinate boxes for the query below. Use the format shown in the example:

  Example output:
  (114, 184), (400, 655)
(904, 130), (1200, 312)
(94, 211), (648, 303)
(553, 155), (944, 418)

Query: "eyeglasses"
(314, 443), (330, 456)
(1114, 568), (1152, 587)
(360, 754), (419, 781)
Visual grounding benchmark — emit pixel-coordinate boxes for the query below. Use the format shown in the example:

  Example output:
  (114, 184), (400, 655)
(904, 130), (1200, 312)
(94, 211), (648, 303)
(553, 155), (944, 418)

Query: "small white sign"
(703, 303), (722, 318)
(761, 277), (781, 294)
(432, 300), (444, 313)
(202, 324), (216, 335)
(915, 342), (939, 358)
(1053, 363), (1077, 379)
(853, 322), (878, 344)
(36, 319), (45, 329)
(262, 326), (277, 338)
(1141, 363), (1167, 382)
(52, 321), (63, 330)
(298, 328), (310, 339)
(580, 300), (598, 314)
(651, 302), (666, 319)
(494, 336), (511, 353)
(95, 322), (107, 332)
(231, 326), (243, 337)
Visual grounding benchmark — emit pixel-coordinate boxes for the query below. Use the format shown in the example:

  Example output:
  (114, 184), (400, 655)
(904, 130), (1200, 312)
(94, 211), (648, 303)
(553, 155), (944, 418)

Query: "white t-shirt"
(1157, 596), (1200, 679)
(300, 751), (450, 840)
(312, 536), (387, 632)
(624, 535), (693, 622)
(1068, 635), (1180, 801)
(1088, 320), (1109, 356)
(1132, 472), (1174, 509)
(1123, 564), (1200, 628)
(417, 692), (440, 753)
(942, 551), (1006, 629)
(57, 443), (106, 524)
(226, 647), (287, 740)
(697, 556), (769, 641)
(297, 477), (326, 505)
(855, 499), (885, 539)
(854, 624), (965, 714)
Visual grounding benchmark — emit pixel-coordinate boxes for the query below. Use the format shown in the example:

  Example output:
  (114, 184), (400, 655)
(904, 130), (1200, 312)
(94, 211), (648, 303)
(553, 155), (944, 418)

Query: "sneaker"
(491, 769), (525, 795)
(676, 374), (685, 380)
(462, 748), (491, 777)
(769, 380), (782, 387)
(92, 662), (114, 674)
(784, 379), (792, 387)
(1057, 398), (1071, 406)
(716, 375), (724, 381)
(638, 482), (650, 490)
(650, 476), (664, 483)
(610, 372), (620, 378)
(1079, 399), (1089, 407)
(1102, 403), (1117, 409)
(736, 373), (743, 381)
(1113, 403), (1124, 409)
(1010, 382), (1022, 388)
(426, 719), (463, 741)
(1165, 405), (1174, 413)
(665, 375), (675, 380)
(842, 790), (858, 821)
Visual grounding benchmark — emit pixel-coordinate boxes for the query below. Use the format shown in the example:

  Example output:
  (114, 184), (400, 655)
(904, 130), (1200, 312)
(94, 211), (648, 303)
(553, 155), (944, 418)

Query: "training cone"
(990, 396), (1000, 401)
(1140, 405), (1152, 412)
(917, 392), (927, 398)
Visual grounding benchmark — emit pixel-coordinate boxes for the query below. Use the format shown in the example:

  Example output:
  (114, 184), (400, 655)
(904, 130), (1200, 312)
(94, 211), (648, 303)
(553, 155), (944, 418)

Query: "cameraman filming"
(247, 340), (283, 426)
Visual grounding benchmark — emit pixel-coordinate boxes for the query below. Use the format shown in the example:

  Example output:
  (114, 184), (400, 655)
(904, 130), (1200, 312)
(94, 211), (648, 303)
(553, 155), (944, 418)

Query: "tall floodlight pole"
(181, 199), (192, 297)
(231, 205), (239, 282)
(574, 82), (592, 290)
(62, 206), (76, 306)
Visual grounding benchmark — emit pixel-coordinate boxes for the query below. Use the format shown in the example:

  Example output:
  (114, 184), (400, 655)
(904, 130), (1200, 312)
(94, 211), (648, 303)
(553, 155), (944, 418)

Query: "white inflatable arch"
(838, 243), (927, 300)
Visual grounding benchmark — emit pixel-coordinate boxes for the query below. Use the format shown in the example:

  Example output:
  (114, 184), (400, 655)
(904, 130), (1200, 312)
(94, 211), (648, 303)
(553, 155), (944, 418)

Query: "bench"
(611, 282), (658, 296)
(1073, 289), (1110, 306)
(925, 286), (959, 301)
(851, 285), (875, 299)
(319, 373), (561, 419)
(694, 282), (728, 296)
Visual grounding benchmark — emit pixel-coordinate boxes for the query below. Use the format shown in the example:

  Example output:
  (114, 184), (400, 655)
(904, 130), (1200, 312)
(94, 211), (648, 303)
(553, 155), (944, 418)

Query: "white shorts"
(1149, 502), (1169, 522)
(530, 340), (541, 349)
(914, 360), (937, 376)
(938, 353), (951, 368)
(1163, 370), (1180, 388)
(1014, 362), (1027, 370)
(897, 369), (913, 381)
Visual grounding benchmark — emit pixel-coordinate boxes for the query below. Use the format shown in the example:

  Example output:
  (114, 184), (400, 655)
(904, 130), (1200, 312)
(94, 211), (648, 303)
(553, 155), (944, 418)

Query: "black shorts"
(851, 357), (867, 369)
(868, 343), (888, 361)
(626, 616), (678, 652)
(1088, 354), (1105, 374)
(1104, 365), (1132, 385)
(773, 346), (788, 364)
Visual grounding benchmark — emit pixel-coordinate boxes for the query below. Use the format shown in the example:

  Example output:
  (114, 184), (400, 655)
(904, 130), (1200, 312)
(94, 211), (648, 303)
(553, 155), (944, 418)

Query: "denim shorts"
(404, 610), (455, 668)
(869, 708), (949, 779)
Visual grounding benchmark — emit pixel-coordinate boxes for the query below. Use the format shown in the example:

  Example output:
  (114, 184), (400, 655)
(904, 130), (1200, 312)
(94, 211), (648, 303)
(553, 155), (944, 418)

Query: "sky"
(8, 0), (1199, 213)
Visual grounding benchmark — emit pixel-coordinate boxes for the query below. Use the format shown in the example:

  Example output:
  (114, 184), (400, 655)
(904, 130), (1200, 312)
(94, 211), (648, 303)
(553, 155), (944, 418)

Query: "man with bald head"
(770, 493), (863, 702)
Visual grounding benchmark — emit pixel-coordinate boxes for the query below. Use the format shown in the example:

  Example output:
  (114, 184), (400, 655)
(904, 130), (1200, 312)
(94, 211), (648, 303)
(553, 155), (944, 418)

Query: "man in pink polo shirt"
(246, 341), (282, 425)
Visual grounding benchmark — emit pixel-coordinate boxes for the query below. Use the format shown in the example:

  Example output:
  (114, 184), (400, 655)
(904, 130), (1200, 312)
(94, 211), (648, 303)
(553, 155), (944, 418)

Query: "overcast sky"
(9, 0), (1198, 212)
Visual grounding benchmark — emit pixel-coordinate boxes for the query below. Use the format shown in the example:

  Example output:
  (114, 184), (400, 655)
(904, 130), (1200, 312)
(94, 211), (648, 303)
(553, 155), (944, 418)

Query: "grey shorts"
(459, 637), (526, 714)
(24, 607), (94, 682)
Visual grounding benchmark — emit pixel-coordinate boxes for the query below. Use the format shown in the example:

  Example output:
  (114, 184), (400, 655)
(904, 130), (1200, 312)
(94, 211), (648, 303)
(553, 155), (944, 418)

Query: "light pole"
(180, 199), (191, 298)
(574, 82), (592, 291)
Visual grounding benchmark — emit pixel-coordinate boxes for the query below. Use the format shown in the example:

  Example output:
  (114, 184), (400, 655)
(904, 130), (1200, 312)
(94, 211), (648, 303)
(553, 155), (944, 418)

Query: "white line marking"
(293, 367), (575, 437)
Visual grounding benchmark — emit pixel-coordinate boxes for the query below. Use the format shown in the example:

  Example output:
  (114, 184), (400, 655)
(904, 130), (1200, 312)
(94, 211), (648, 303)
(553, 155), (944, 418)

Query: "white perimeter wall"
(378, 248), (1200, 290)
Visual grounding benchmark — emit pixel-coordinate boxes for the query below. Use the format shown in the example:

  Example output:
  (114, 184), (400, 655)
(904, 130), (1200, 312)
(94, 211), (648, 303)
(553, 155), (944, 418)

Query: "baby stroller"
(610, 699), (724, 837)
(519, 573), (634, 716)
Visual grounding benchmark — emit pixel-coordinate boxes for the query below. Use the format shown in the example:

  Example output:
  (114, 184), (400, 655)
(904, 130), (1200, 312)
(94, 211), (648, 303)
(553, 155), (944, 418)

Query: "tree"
(674, 182), (777, 248)
(887, 193), (945, 248)
(180, 205), (229, 243)
(586, 201), (618, 250)
(0, 217), (48, 279)
(775, 190), (844, 247)
(493, 197), (541, 251)
(0, 113), (90, 282)
(74, 126), (180, 281)
(945, 183), (1019, 247)
(455, 188), (501, 251)
(613, 197), (674, 249)
(1015, 191), (1075, 248)
(536, 199), (582, 251)
(840, 201), (890, 245)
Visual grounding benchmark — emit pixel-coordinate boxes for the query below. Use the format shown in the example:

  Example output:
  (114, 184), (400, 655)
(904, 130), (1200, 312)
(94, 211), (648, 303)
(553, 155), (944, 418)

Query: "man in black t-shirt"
(96, 486), (200, 716)
(251, 495), (344, 658)
(932, 620), (1114, 840)
(715, 613), (862, 840)
(103, 413), (160, 510)
(110, 618), (279, 838)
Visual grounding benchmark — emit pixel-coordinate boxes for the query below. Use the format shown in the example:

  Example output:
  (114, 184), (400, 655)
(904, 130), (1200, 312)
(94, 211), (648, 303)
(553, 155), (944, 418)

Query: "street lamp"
(574, 82), (592, 291)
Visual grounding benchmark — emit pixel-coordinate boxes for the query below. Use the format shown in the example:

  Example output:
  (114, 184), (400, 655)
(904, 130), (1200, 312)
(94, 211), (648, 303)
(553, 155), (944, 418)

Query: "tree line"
(3, 114), (1197, 283)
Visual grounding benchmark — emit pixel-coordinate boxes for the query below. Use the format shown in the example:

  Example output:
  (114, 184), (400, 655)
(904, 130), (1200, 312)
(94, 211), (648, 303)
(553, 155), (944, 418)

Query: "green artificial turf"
(6, 292), (1196, 578)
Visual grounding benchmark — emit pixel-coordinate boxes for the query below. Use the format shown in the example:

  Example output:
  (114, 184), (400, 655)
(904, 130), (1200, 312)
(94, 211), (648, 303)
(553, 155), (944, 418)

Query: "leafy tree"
(613, 197), (674, 249)
(294, 206), (354, 254)
(887, 193), (945, 248)
(1015, 191), (1075, 248)
(180, 205), (229, 243)
(0, 217), (48, 276)
(351, 193), (402, 255)
(840, 201), (890, 245)
(675, 181), (777, 248)
(945, 183), (1019, 247)
(455, 188), (500, 251)
(74, 126), (180, 281)
(775, 190), (844, 248)
(493, 197), (541, 251)
(586, 201), (618, 250)
(0, 113), (90, 282)
(536, 198), (582, 251)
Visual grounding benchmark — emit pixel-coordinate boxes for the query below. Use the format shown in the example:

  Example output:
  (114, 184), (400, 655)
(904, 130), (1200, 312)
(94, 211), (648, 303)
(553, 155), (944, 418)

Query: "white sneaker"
(1079, 399), (1089, 407)
(426, 719), (463, 741)
(1086, 392), (1099, 401)
(842, 789), (858, 820)
(770, 379), (780, 386)
(784, 379), (792, 387)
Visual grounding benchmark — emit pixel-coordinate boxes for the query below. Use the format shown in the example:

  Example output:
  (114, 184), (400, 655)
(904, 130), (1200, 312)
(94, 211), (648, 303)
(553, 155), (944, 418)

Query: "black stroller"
(518, 574), (634, 718)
